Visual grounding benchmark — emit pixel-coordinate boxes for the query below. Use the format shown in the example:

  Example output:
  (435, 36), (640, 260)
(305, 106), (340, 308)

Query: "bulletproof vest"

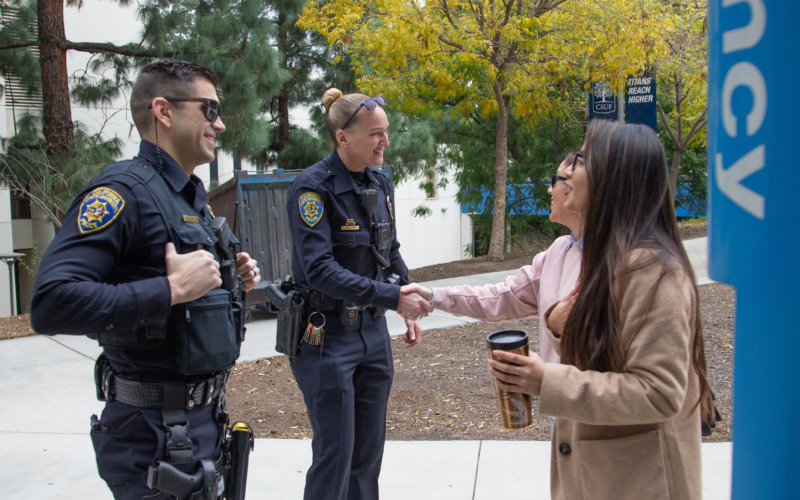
(88, 159), (243, 375)
(350, 168), (394, 280)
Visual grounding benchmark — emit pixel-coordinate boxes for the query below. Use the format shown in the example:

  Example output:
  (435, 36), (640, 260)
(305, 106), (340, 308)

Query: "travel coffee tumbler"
(487, 330), (532, 429)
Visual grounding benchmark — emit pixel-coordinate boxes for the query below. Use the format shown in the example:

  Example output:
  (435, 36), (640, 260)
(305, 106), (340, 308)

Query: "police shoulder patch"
(299, 191), (323, 227)
(78, 187), (125, 234)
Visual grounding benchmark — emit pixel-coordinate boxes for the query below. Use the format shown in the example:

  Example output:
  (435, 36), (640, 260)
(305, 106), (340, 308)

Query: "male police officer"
(30, 59), (260, 499)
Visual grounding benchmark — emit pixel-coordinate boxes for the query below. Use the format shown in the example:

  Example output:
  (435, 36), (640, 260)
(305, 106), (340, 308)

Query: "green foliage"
(249, 125), (329, 170)
(298, 0), (668, 259)
(469, 212), (494, 257)
(136, 0), (290, 158)
(70, 53), (137, 107)
(382, 112), (437, 183)
(0, 114), (122, 226)
(441, 114), (583, 220)
(411, 205), (432, 218)
(0, 0), (40, 93)
(0, 0), (305, 225)
(15, 238), (42, 278)
(660, 122), (707, 215)
(2, 0), (292, 160)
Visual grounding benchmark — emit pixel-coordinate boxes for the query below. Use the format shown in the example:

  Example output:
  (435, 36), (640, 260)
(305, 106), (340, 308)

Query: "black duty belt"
(95, 356), (228, 410)
(305, 290), (369, 312)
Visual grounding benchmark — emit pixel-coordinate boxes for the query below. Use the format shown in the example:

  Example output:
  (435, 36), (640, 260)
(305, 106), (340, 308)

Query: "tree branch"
(59, 40), (172, 58)
(657, 102), (679, 146)
(438, 0), (460, 31)
(0, 41), (38, 50)
(683, 108), (708, 145)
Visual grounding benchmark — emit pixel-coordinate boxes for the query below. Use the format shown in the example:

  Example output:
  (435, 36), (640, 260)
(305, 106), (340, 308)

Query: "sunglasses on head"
(149, 96), (221, 122)
(341, 96), (387, 130)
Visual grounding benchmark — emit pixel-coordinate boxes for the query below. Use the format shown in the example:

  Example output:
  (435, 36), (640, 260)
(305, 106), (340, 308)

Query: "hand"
(488, 350), (545, 397)
(547, 286), (578, 337)
(397, 291), (433, 320)
(401, 283), (432, 301)
(165, 242), (221, 305)
(236, 252), (261, 292)
(403, 317), (423, 348)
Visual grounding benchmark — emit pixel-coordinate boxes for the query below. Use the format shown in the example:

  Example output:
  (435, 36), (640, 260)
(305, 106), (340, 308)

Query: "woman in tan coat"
(489, 119), (713, 499)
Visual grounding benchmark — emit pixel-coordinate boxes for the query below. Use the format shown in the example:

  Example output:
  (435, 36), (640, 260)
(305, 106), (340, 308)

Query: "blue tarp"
(461, 183), (705, 218)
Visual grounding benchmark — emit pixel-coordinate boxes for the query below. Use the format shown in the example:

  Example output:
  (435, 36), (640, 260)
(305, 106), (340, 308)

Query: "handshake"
(396, 283), (434, 321)
(395, 283), (434, 348)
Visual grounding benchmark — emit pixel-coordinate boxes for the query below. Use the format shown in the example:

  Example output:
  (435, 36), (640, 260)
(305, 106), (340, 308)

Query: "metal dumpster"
(208, 166), (393, 311)
(236, 169), (300, 308)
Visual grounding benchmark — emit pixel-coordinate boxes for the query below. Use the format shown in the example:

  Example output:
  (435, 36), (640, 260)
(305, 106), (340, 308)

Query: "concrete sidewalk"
(0, 237), (731, 499)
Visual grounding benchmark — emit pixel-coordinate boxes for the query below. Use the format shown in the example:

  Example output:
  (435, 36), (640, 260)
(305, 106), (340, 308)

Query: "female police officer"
(286, 89), (431, 499)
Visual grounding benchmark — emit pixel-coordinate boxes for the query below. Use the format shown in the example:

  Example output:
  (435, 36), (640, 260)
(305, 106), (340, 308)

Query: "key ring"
(308, 311), (326, 328)
(302, 311), (326, 346)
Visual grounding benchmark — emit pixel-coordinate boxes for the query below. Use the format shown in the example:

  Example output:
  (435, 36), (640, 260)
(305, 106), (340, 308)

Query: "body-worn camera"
(371, 222), (393, 251)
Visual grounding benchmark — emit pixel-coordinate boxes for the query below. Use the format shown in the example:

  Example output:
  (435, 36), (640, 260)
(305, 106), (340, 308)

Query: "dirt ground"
(0, 220), (732, 442)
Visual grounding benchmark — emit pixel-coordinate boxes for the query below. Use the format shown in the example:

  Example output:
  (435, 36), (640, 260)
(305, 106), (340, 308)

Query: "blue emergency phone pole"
(709, 1), (800, 497)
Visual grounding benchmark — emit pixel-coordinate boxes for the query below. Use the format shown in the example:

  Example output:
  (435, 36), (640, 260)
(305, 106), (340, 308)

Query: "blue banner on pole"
(588, 82), (617, 121)
(624, 71), (657, 130)
(709, 1), (800, 498)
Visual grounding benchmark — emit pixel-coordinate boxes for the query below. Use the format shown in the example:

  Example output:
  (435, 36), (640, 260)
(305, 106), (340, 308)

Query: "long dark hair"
(561, 119), (710, 406)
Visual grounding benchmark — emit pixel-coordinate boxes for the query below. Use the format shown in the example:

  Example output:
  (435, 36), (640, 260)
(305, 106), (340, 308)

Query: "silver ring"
(515, 366), (520, 375)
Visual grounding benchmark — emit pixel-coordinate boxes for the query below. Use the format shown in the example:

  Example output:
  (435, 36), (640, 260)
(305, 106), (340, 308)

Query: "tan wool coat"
(539, 249), (702, 500)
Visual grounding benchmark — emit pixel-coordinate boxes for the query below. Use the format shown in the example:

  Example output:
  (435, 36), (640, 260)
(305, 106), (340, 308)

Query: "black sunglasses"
(551, 174), (568, 187)
(341, 96), (387, 130)
(149, 96), (221, 122)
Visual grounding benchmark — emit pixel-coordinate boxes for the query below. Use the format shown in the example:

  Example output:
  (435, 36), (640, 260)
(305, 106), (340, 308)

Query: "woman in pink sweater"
(402, 149), (583, 365)
(488, 120), (712, 499)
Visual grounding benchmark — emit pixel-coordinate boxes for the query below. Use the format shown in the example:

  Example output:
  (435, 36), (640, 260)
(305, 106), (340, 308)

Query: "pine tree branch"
(0, 40), (173, 58)
(0, 41), (38, 50)
(58, 40), (173, 58)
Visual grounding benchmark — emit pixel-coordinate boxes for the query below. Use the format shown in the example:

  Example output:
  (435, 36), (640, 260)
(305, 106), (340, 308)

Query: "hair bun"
(321, 88), (343, 111)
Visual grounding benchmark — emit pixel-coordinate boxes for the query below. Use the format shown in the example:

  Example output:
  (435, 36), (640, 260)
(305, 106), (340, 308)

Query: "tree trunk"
(276, 12), (290, 153)
(486, 85), (509, 261)
(38, 0), (73, 158)
(278, 89), (290, 152)
(669, 147), (683, 198)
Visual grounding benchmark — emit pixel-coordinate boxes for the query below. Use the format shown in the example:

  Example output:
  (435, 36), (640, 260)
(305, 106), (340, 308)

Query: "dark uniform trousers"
(90, 400), (225, 499)
(290, 311), (394, 500)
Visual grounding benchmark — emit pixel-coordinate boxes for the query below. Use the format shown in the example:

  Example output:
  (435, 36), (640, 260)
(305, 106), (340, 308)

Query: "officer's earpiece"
(153, 116), (165, 171)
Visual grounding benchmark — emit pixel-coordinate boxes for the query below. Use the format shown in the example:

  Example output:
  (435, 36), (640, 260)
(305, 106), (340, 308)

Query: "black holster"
(147, 459), (219, 500)
(145, 381), (225, 499)
(268, 280), (305, 357)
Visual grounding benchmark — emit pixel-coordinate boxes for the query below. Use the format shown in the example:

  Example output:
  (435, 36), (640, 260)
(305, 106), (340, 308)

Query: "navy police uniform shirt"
(31, 140), (212, 380)
(287, 150), (409, 314)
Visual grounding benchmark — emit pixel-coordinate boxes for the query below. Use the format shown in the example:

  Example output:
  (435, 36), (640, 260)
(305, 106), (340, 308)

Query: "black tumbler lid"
(486, 330), (529, 350)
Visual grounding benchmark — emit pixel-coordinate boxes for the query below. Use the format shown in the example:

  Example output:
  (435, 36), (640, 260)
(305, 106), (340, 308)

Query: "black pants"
(290, 312), (394, 500)
(90, 400), (224, 500)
